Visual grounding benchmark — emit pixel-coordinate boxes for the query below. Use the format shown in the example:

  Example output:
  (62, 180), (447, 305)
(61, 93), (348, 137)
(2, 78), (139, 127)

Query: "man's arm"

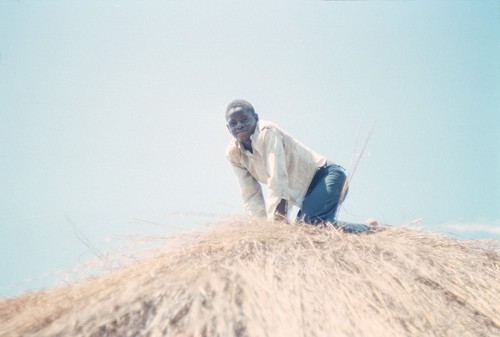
(262, 127), (290, 220)
(231, 164), (267, 218)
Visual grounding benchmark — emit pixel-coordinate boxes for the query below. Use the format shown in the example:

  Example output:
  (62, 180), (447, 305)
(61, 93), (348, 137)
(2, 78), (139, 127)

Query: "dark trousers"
(297, 162), (370, 233)
(297, 162), (347, 224)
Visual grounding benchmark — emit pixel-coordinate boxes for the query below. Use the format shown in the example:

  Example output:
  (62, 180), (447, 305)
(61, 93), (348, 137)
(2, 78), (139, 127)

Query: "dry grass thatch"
(1, 218), (499, 337)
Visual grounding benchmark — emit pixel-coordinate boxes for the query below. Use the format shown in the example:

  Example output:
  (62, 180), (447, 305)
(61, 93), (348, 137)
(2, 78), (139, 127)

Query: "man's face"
(226, 108), (259, 145)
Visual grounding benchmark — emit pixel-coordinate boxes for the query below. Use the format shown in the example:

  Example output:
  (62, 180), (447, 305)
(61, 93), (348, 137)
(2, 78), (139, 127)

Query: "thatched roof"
(1, 219), (499, 337)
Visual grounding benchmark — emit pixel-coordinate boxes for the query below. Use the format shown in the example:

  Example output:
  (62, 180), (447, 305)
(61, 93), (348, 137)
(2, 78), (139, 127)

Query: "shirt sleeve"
(230, 161), (267, 218)
(262, 127), (289, 218)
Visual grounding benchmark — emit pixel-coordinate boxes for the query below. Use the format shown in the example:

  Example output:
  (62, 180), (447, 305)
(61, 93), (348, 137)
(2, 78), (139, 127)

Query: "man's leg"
(299, 164), (347, 224)
(298, 163), (370, 233)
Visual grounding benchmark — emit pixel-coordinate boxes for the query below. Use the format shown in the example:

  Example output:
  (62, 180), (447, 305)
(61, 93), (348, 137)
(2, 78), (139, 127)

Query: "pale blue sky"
(1, 1), (499, 296)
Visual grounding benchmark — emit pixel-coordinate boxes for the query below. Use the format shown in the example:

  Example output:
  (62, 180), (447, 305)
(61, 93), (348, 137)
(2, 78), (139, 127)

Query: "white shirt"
(225, 120), (327, 220)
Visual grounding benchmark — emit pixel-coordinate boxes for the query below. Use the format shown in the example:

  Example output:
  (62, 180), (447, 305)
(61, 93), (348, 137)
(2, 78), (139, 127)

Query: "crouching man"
(225, 99), (373, 233)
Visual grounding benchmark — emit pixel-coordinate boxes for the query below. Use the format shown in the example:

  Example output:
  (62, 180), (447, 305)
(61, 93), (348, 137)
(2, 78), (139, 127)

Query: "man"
(225, 99), (371, 233)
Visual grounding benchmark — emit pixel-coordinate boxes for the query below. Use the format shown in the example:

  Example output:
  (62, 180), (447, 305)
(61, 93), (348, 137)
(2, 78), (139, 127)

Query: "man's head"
(225, 99), (259, 147)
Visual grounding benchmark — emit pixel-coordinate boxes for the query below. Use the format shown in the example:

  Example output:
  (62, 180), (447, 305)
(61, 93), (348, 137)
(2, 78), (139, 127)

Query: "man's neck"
(242, 141), (253, 153)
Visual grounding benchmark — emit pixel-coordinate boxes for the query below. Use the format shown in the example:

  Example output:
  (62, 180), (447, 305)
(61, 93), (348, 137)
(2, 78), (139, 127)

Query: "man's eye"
(241, 118), (249, 124)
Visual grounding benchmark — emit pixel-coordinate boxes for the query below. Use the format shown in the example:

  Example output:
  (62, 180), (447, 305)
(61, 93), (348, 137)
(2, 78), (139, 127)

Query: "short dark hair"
(225, 99), (255, 116)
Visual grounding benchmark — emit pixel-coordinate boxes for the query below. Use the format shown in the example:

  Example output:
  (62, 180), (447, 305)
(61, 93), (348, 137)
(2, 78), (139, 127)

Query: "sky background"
(1, 0), (499, 296)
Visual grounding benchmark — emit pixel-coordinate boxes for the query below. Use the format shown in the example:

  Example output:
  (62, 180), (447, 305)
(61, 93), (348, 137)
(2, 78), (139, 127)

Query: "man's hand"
(274, 199), (288, 223)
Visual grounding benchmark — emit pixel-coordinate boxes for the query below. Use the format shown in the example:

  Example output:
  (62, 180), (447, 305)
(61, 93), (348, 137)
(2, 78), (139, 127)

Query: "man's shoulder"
(257, 120), (284, 137)
(225, 139), (240, 161)
(258, 119), (279, 131)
